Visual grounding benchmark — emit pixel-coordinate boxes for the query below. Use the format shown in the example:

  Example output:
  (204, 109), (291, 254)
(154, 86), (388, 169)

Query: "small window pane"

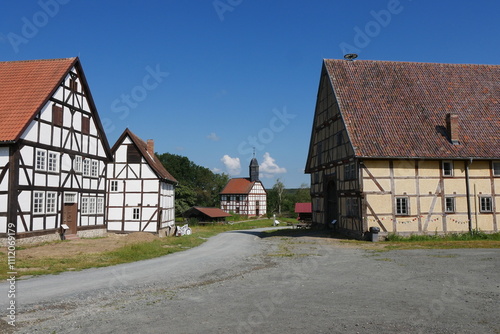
(396, 197), (409, 215)
(493, 162), (500, 177)
(445, 197), (455, 213)
(480, 197), (492, 213)
(443, 161), (453, 177)
(36, 149), (46, 171)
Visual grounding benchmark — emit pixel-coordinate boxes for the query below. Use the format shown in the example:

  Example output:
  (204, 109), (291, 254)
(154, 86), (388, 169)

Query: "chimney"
(147, 139), (154, 155)
(446, 113), (460, 144)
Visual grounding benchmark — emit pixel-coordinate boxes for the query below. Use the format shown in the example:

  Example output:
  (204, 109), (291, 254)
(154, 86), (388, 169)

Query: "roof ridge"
(325, 58), (500, 67)
(0, 57), (77, 64)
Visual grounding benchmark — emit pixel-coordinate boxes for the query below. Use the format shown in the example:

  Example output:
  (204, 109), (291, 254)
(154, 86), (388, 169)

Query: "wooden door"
(63, 203), (78, 234)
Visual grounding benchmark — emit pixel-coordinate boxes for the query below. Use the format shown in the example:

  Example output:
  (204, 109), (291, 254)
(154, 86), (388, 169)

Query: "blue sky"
(1, 0), (499, 189)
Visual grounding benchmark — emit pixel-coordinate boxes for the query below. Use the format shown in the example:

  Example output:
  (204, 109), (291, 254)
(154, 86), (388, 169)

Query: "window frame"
(445, 196), (455, 213)
(479, 196), (493, 213)
(493, 162), (500, 177)
(83, 158), (91, 176)
(442, 161), (454, 177)
(110, 180), (119, 192)
(81, 197), (89, 215)
(74, 156), (82, 173)
(96, 197), (104, 214)
(33, 191), (45, 214)
(47, 151), (59, 173)
(91, 160), (98, 178)
(35, 149), (47, 171)
(46, 191), (57, 214)
(132, 207), (141, 220)
(395, 196), (409, 216)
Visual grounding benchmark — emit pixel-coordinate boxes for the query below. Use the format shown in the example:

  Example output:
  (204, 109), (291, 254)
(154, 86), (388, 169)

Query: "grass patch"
(383, 231), (500, 250)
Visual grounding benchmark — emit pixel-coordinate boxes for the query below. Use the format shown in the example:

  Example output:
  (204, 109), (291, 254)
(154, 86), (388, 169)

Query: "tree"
(271, 178), (285, 216)
(156, 152), (230, 216)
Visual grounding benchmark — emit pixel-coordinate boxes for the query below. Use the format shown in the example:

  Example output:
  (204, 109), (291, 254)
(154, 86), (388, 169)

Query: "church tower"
(249, 156), (259, 182)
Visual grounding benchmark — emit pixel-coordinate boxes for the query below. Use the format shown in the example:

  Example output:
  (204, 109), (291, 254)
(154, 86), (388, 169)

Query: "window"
(81, 197), (89, 214)
(91, 160), (98, 177)
(236, 196), (240, 202)
(442, 161), (453, 177)
(52, 104), (63, 126)
(445, 197), (455, 213)
(480, 197), (492, 213)
(89, 197), (96, 214)
(396, 197), (409, 215)
(46, 192), (57, 214)
(83, 159), (91, 176)
(36, 149), (46, 171)
(64, 192), (77, 203)
(132, 208), (141, 220)
(70, 78), (78, 92)
(74, 156), (82, 173)
(344, 163), (356, 180)
(110, 180), (118, 192)
(127, 145), (141, 163)
(97, 198), (104, 214)
(47, 151), (59, 172)
(346, 198), (359, 216)
(82, 115), (90, 135)
(493, 162), (500, 177)
(33, 191), (45, 214)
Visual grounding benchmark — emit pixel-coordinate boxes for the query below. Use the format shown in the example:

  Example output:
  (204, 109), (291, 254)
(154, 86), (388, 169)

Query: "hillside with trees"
(156, 153), (229, 216)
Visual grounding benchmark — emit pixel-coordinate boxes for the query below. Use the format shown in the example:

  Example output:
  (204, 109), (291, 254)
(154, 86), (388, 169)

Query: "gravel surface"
(2, 228), (499, 334)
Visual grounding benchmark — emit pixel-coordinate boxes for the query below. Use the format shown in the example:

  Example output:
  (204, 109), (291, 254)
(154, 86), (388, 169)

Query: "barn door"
(326, 180), (338, 227)
(63, 193), (78, 234)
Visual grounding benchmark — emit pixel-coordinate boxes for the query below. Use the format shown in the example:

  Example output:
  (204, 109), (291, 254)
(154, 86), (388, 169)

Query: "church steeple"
(249, 149), (259, 182)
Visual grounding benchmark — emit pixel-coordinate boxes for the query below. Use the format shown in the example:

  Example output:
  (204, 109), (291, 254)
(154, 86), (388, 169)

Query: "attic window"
(127, 145), (141, 163)
(82, 115), (90, 135)
(52, 104), (63, 126)
(70, 78), (78, 92)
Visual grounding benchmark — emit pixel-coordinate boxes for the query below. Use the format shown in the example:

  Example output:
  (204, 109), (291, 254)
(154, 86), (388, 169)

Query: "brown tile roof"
(189, 207), (231, 218)
(112, 128), (177, 184)
(0, 57), (77, 142)
(323, 59), (500, 159)
(220, 178), (255, 194)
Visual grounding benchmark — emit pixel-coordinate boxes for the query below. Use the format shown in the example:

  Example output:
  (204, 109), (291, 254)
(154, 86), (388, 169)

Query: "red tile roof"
(323, 59), (500, 159)
(191, 207), (231, 218)
(0, 58), (77, 142)
(220, 178), (255, 194)
(294, 202), (312, 213)
(112, 128), (177, 183)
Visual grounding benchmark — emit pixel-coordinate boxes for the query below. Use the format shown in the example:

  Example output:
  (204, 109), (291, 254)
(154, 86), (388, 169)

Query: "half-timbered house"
(305, 59), (499, 238)
(0, 58), (112, 244)
(220, 158), (267, 217)
(106, 129), (177, 234)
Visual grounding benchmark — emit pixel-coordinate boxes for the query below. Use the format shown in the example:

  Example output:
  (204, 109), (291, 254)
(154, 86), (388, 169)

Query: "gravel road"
(2, 228), (499, 334)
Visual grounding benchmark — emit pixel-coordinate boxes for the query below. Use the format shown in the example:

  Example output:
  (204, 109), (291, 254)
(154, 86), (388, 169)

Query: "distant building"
(305, 59), (499, 238)
(107, 129), (177, 234)
(220, 158), (267, 217)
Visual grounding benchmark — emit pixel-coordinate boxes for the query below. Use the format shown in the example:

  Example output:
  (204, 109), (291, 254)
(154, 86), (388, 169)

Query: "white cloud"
(260, 152), (287, 178)
(207, 132), (220, 141)
(221, 155), (241, 176)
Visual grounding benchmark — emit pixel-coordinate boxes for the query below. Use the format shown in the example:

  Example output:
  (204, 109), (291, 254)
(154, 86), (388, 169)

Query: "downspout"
(465, 159), (473, 234)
